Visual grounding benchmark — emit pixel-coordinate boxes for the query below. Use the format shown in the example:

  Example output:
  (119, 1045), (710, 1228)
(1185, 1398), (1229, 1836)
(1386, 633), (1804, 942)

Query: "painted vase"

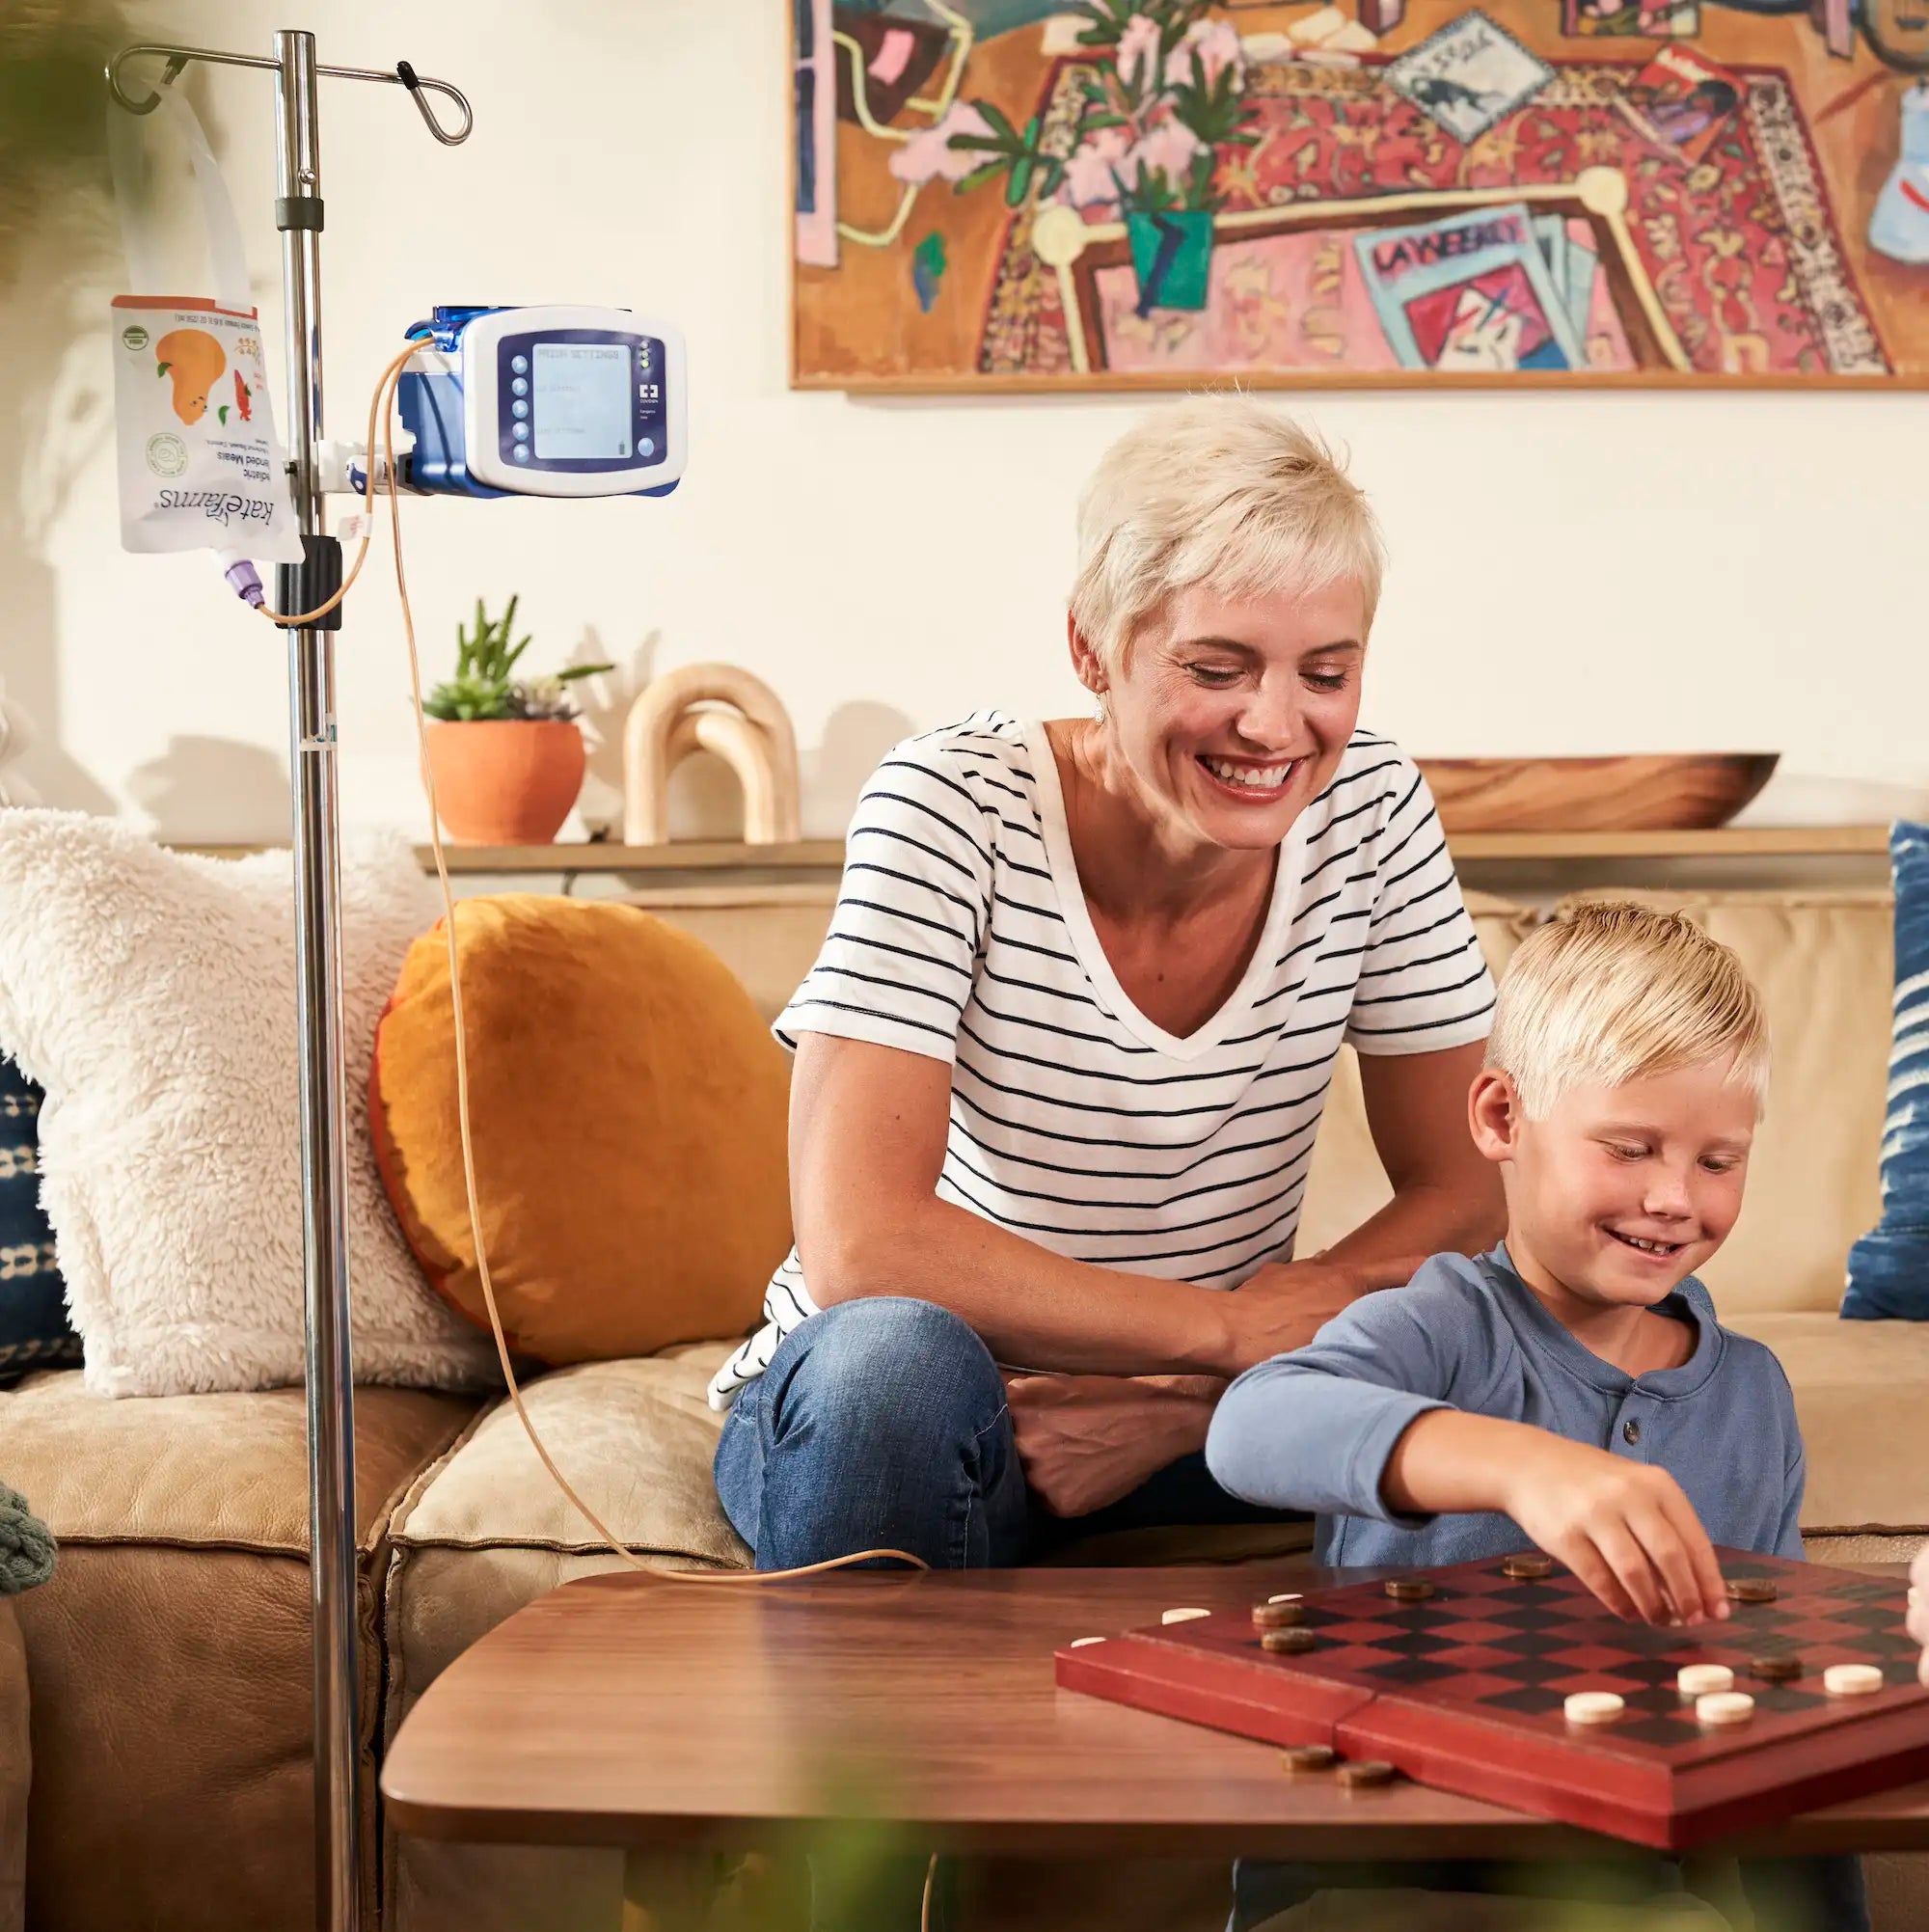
(1126, 208), (1215, 314)
(423, 720), (585, 845)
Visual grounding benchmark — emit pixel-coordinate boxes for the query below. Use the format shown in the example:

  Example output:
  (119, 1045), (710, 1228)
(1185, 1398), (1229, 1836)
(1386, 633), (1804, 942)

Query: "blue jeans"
(714, 1294), (1298, 1571)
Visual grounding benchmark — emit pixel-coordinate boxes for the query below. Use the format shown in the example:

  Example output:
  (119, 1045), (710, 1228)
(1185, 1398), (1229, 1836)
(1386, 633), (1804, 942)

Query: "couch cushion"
(1725, 1312), (1929, 1533)
(623, 885), (839, 1025)
(1297, 892), (1536, 1258)
(0, 815), (497, 1397)
(1546, 890), (1890, 1318)
(370, 897), (793, 1367)
(0, 1599), (24, 1932)
(0, 1373), (476, 1932)
(0, 1058), (79, 1386)
(1846, 822), (1929, 1320)
(389, 1347), (750, 1565)
(0, 1370), (475, 1552)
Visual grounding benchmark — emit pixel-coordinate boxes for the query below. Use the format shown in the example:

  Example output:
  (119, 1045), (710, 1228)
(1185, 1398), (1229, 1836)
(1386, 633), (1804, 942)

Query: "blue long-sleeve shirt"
(1205, 1246), (1806, 1567)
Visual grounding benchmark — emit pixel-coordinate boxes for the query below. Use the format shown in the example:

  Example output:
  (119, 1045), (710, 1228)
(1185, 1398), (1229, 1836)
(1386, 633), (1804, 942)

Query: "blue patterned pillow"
(1844, 821), (1929, 1320)
(0, 1056), (81, 1383)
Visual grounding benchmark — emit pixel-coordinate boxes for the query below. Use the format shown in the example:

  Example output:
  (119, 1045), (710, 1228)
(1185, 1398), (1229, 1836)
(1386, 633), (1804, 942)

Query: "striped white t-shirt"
(707, 714), (1495, 1410)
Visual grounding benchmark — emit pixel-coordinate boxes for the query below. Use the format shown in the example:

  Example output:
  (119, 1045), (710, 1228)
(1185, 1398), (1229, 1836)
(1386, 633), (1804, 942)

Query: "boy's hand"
(1500, 1436), (1731, 1627)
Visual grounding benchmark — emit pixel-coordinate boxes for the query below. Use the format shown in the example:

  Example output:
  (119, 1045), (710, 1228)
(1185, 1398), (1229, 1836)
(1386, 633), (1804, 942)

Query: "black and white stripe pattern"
(708, 713), (1494, 1409)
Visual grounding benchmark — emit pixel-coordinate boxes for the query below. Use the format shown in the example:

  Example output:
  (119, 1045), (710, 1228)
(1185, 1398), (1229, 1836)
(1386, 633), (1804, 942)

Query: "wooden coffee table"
(382, 1563), (1929, 1929)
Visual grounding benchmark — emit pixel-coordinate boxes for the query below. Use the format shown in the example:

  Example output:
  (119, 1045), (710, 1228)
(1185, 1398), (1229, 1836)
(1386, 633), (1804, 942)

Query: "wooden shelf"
(171, 827), (1891, 872)
(409, 839), (846, 874)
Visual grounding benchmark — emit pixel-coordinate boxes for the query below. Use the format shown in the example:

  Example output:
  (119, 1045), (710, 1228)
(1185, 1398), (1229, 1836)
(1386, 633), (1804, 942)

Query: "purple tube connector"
(216, 550), (266, 610)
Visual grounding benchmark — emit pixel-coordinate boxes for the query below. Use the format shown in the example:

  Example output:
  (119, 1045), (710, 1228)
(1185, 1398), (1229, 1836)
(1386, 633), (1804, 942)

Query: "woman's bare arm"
(1318, 1042), (1506, 1280)
(789, 1032), (1256, 1374)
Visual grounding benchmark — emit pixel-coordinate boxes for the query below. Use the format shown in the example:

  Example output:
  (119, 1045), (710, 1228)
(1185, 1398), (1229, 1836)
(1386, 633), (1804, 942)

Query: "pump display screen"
(531, 341), (632, 460)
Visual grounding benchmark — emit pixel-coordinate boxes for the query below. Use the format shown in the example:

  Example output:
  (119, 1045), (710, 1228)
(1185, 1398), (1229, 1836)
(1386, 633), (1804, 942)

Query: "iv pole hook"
(106, 41), (475, 143)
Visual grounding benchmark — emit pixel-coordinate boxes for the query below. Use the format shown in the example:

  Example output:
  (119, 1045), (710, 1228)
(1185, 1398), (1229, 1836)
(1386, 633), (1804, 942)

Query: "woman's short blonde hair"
(1070, 394), (1386, 666)
(1487, 901), (1770, 1121)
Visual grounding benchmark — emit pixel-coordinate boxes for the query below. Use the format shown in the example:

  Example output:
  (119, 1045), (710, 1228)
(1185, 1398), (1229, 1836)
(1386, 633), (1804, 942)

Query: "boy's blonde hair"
(1487, 901), (1769, 1121)
(1071, 394), (1386, 667)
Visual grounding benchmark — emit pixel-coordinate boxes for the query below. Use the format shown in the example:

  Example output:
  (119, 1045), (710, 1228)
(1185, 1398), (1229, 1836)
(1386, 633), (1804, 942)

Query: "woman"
(711, 395), (1505, 1571)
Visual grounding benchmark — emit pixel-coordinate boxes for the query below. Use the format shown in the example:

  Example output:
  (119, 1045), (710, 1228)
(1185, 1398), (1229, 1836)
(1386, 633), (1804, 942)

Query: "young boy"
(1206, 901), (1869, 1932)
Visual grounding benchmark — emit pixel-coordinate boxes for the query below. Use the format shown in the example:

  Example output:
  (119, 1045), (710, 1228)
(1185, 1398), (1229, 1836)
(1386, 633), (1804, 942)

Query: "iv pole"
(105, 35), (472, 1932)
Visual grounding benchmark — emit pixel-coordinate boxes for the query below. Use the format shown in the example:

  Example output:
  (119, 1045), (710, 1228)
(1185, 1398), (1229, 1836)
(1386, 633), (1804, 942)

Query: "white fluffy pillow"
(0, 811), (500, 1398)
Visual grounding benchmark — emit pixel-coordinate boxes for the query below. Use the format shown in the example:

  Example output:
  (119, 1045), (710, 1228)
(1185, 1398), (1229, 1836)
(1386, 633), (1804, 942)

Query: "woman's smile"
(1195, 751), (1303, 805)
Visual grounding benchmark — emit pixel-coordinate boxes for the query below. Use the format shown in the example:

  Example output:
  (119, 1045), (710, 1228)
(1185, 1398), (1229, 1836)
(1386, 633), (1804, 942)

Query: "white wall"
(7, 0), (1926, 842)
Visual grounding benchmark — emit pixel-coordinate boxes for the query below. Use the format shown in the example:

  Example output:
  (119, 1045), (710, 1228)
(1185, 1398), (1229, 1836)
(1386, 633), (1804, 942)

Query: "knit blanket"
(0, 1483), (53, 1594)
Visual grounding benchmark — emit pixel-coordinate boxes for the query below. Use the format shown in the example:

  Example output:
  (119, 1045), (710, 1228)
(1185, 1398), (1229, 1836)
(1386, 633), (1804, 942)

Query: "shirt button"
(1622, 1419), (1642, 1445)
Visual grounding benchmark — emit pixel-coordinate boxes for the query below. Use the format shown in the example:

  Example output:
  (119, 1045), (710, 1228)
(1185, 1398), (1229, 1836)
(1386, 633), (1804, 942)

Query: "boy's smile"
(1469, 1057), (1757, 1359)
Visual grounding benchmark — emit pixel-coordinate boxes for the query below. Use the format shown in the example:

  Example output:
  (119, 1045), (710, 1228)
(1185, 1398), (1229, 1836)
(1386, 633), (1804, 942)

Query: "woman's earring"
(1094, 692), (1108, 726)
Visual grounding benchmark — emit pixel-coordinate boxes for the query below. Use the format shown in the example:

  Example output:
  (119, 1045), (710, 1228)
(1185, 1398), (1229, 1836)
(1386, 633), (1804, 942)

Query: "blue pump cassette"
(397, 304), (686, 499)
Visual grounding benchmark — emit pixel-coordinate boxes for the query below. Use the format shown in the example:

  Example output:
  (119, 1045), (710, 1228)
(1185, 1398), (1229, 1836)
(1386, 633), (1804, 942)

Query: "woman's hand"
(1212, 1260), (1381, 1374)
(1004, 1374), (1219, 1518)
(1496, 1435), (1730, 1627)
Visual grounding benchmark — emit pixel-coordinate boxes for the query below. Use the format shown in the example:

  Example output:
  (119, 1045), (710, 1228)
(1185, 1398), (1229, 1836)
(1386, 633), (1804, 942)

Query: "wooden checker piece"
(1253, 1600), (1306, 1631)
(1336, 1759), (1399, 1789)
(1384, 1578), (1435, 1604)
(1055, 1547), (1929, 1850)
(1279, 1744), (1337, 1775)
(1502, 1552), (1554, 1581)
(1261, 1627), (1317, 1655)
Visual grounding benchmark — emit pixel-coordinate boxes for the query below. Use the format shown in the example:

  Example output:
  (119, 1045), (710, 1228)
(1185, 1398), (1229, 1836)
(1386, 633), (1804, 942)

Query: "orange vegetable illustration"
(154, 329), (227, 425)
(233, 370), (253, 422)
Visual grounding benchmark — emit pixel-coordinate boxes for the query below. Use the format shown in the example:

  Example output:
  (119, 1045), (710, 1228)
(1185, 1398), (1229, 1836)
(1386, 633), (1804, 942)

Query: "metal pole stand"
(106, 36), (472, 1932)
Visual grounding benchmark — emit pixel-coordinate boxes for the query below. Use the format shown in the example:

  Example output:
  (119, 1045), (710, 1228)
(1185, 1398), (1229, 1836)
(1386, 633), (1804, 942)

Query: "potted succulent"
(421, 596), (611, 844)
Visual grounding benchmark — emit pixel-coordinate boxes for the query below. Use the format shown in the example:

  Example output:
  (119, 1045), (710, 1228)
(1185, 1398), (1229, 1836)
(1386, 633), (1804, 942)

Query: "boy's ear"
(1468, 1068), (1521, 1163)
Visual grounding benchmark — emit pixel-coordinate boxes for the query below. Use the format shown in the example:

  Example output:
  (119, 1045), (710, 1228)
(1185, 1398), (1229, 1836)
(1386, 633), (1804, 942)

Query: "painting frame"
(787, 0), (1929, 393)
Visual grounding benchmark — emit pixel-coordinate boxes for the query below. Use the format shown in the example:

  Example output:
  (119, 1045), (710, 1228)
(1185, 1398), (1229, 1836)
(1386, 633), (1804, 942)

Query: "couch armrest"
(0, 1597), (26, 1932)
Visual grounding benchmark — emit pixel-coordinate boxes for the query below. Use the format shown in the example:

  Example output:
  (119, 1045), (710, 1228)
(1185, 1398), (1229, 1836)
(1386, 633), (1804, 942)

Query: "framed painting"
(788, 0), (1929, 388)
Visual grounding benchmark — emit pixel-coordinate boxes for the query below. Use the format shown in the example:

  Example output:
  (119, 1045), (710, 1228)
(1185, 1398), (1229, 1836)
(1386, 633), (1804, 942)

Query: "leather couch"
(3, 882), (1926, 1932)
(1, 1599), (26, 1932)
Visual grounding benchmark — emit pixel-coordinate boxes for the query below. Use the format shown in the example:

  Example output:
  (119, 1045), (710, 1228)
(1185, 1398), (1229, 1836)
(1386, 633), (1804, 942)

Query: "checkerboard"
(1055, 1550), (1929, 1847)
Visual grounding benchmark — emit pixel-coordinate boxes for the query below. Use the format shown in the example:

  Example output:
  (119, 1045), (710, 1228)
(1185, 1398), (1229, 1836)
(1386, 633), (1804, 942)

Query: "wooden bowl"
(1416, 754), (1780, 834)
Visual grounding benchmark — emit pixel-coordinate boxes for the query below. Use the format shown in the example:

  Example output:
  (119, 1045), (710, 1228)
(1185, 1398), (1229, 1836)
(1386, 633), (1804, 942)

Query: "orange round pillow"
(368, 894), (793, 1365)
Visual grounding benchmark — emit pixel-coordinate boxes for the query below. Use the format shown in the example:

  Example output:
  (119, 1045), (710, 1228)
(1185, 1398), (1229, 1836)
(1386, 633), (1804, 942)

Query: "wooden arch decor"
(622, 664), (801, 846)
(0, 678), (39, 807)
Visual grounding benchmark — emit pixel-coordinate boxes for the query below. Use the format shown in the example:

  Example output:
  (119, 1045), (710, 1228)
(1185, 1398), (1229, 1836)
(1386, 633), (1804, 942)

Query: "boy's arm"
(1203, 1291), (1461, 1519)
(1206, 1272), (1731, 1626)
(1384, 1411), (1730, 1626)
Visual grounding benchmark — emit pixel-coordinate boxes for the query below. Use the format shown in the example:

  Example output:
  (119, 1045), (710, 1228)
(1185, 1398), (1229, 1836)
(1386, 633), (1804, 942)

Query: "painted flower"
(889, 101), (996, 186)
(1126, 115), (1204, 190)
(1060, 123), (1131, 210)
(1166, 18), (1245, 91)
(1115, 13), (1163, 94)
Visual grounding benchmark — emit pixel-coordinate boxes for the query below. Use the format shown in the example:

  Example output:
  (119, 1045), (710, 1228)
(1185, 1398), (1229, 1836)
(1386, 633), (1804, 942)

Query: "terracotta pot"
(423, 719), (586, 845)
